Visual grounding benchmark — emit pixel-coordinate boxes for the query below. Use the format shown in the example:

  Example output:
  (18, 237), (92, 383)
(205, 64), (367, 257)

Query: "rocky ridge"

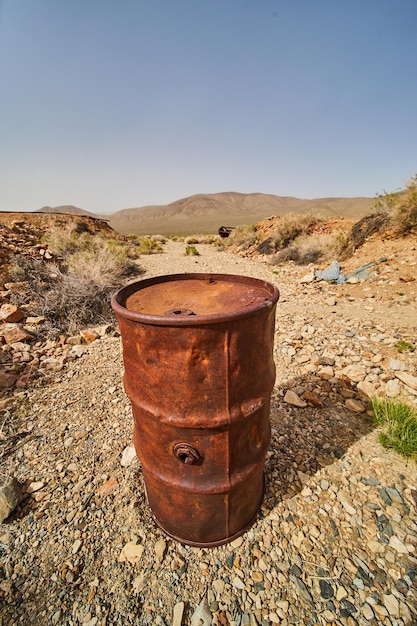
(0, 232), (417, 625)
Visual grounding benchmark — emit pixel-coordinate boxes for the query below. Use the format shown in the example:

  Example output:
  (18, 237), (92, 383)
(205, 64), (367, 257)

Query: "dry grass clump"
(136, 236), (165, 254)
(10, 234), (141, 337)
(374, 175), (417, 233)
(270, 233), (334, 265)
(226, 224), (258, 251)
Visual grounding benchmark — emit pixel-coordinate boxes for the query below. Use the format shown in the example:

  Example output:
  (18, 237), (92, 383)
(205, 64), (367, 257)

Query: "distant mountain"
(36, 205), (101, 218)
(108, 192), (373, 236)
(33, 193), (374, 236)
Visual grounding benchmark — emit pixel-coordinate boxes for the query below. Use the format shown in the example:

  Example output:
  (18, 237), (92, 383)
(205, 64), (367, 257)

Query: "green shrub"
(185, 245), (199, 256)
(395, 340), (415, 353)
(372, 397), (417, 461)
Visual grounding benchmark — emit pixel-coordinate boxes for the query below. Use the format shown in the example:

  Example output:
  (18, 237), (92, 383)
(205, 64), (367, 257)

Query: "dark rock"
(319, 579), (334, 599)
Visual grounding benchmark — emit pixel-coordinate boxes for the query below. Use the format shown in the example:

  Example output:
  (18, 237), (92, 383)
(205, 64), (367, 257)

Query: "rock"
(3, 326), (34, 345)
(80, 329), (100, 344)
(399, 274), (415, 282)
(318, 366), (334, 380)
(154, 538), (166, 563)
(0, 372), (18, 389)
(388, 536), (408, 554)
(0, 304), (25, 323)
(326, 296), (337, 306)
(319, 580), (334, 599)
(345, 398), (366, 413)
(25, 316), (46, 325)
(394, 371), (417, 391)
(118, 542), (144, 565)
(301, 391), (323, 407)
(190, 598), (212, 626)
(388, 358), (407, 371)
(382, 593), (399, 617)
(283, 390), (307, 407)
(300, 272), (315, 283)
(72, 539), (82, 555)
(356, 380), (375, 399)
(342, 364), (366, 382)
(172, 602), (185, 626)
(69, 345), (87, 358)
(120, 445), (137, 467)
(96, 477), (118, 498)
(0, 478), (22, 523)
(26, 481), (45, 493)
(385, 378), (401, 398)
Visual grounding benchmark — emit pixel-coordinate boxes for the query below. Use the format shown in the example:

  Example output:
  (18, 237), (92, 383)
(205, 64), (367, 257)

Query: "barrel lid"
(112, 273), (279, 325)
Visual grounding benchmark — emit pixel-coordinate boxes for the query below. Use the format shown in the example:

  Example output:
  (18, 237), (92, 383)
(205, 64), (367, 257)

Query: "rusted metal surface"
(112, 273), (279, 547)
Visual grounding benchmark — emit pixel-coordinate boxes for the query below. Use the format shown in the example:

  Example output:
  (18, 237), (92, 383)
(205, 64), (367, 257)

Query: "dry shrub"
(257, 213), (320, 255)
(226, 224), (258, 250)
(136, 236), (164, 254)
(371, 175), (417, 234)
(271, 233), (333, 265)
(10, 236), (141, 336)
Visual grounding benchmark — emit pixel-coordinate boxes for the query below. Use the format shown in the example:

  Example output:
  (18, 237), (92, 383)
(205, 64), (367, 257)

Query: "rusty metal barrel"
(111, 273), (279, 547)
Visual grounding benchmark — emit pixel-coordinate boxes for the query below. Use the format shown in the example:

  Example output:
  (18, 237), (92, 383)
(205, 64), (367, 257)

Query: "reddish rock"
(0, 371), (18, 389)
(80, 329), (99, 344)
(96, 477), (118, 498)
(0, 304), (25, 323)
(302, 391), (323, 408)
(3, 326), (34, 345)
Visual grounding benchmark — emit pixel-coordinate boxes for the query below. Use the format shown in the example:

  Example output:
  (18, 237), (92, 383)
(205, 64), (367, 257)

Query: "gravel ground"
(1, 240), (416, 626)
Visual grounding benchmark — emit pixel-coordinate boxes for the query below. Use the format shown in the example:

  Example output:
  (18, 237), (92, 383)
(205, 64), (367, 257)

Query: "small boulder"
(0, 478), (22, 523)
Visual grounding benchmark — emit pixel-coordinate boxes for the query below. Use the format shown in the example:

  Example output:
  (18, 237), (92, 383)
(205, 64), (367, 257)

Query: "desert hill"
(24, 192), (374, 236)
(108, 192), (373, 236)
(36, 205), (100, 218)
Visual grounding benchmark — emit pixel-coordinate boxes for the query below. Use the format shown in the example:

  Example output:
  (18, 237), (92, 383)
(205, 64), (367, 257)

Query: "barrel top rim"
(111, 272), (279, 326)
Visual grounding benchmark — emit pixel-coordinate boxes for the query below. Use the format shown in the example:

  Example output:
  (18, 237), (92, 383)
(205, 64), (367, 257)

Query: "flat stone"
(154, 538), (166, 563)
(394, 371), (417, 391)
(385, 378), (401, 397)
(389, 358), (407, 371)
(172, 602), (185, 626)
(190, 598), (212, 626)
(389, 536), (408, 554)
(3, 326), (34, 345)
(120, 445), (137, 467)
(345, 398), (366, 413)
(96, 477), (118, 498)
(118, 542), (144, 565)
(342, 364), (366, 382)
(0, 304), (25, 323)
(356, 381), (375, 399)
(382, 593), (399, 617)
(283, 389), (307, 407)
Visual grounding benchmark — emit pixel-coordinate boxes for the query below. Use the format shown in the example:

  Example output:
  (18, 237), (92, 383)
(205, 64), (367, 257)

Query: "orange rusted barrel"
(111, 273), (279, 547)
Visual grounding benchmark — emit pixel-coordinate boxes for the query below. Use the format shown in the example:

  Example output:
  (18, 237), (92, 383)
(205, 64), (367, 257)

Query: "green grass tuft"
(185, 245), (199, 256)
(372, 397), (417, 461)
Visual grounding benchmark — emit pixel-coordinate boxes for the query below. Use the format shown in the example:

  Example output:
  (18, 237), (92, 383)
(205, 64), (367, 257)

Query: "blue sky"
(0, 0), (416, 214)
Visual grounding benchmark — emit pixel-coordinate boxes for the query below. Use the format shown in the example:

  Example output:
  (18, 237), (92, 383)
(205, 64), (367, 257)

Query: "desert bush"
(10, 237), (141, 336)
(185, 236), (200, 245)
(136, 236), (164, 254)
(373, 175), (417, 233)
(372, 397), (417, 461)
(270, 233), (332, 265)
(226, 224), (258, 250)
